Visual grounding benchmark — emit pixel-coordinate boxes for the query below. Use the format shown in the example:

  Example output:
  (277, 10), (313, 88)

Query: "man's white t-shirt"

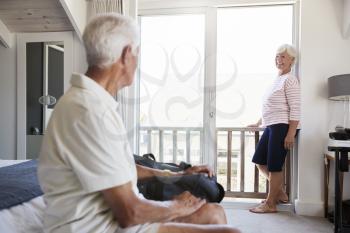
(38, 73), (139, 233)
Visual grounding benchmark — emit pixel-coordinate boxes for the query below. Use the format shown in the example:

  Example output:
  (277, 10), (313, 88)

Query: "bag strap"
(140, 153), (192, 172)
(143, 153), (156, 161)
(179, 161), (192, 170)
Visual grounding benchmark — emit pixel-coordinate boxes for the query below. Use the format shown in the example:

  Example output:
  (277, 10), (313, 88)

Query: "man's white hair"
(83, 13), (140, 68)
(276, 44), (298, 65)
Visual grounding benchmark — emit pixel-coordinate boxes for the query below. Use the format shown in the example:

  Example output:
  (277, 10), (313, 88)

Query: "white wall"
(59, 0), (87, 39)
(0, 19), (13, 48)
(0, 38), (16, 159)
(344, 0), (350, 38)
(295, 0), (350, 216)
(0, 32), (86, 160)
(73, 33), (88, 73)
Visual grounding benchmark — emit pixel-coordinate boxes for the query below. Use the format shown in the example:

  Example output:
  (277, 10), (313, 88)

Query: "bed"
(0, 160), (45, 233)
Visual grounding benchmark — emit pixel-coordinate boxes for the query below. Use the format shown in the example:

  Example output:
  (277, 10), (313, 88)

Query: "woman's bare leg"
(257, 164), (269, 179)
(249, 169), (281, 213)
(256, 164), (288, 202)
(264, 171), (284, 210)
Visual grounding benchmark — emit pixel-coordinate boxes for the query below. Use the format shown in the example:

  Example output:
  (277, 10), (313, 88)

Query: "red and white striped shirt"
(261, 73), (300, 127)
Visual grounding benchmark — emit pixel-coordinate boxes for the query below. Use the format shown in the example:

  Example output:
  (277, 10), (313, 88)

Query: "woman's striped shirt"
(261, 73), (300, 127)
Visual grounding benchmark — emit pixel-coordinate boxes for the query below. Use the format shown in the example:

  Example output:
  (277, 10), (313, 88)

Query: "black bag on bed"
(134, 154), (225, 203)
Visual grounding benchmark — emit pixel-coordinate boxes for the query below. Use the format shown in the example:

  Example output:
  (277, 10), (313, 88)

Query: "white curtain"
(90, 0), (127, 122)
(90, 0), (124, 17)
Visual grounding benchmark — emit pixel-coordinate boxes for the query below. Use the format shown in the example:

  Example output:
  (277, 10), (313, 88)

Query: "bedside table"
(325, 147), (350, 233)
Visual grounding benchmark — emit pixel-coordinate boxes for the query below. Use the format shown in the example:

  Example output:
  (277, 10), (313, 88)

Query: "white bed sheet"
(0, 159), (28, 168)
(0, 160), (45, 233)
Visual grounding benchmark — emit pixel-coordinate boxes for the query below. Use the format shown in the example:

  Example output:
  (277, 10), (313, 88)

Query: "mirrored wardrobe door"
(26, 42), (64, 159)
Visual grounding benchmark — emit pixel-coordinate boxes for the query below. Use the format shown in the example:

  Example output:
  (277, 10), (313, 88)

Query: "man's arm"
(136, 164), (214, 180)
(101, 182), (205, 228)
(136, 164), (178, 179)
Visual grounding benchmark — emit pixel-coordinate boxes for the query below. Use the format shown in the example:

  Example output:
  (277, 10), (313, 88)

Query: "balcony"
(139, 126), (292, 200)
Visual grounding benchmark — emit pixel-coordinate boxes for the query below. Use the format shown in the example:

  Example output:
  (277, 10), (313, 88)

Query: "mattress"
(0, 160), (27, 168)
(0, 160), (45, 233)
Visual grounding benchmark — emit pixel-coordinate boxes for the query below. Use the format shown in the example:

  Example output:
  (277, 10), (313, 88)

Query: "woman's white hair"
(83, 13), (140, 68)
(276, 44), (298, 65)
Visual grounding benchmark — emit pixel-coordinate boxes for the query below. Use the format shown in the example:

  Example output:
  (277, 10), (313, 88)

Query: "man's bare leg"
(175, 203), (227, 225)
(158, 223), (241, 233)
(156, 203), (241, 233)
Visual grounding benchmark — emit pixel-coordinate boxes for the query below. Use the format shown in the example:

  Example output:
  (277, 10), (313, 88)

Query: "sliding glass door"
(137, 5), (295, 197)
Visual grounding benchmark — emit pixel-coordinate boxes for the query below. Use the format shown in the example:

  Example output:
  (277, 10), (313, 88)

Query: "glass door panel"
(138, 14), (205, 164)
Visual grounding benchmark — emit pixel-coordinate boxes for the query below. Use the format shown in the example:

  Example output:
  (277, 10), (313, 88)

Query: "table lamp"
(328, 74), (350, 101)
(328, 74), (350, 136)
(328, 74), (350, 171)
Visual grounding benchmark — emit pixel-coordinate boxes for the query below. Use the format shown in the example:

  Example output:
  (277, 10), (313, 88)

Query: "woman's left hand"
(284, 133), (295, 150)
(184, 165), (214, 178)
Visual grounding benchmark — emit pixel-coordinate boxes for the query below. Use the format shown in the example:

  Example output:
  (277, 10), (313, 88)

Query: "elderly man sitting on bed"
(38, 13), (240, 233)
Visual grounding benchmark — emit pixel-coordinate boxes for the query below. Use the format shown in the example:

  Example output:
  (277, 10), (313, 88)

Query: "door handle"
(39, 95), (56, 106)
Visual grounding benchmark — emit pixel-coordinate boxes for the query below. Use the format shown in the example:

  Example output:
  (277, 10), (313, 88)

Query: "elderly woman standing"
(248, 44), (300, 213)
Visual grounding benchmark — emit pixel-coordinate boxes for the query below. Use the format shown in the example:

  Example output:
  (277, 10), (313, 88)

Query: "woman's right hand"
(247, 122), (260, 133)
(247, 118), (261, 132)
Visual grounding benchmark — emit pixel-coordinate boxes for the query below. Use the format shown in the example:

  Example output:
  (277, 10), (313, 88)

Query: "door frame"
(16, 32), (73, 159)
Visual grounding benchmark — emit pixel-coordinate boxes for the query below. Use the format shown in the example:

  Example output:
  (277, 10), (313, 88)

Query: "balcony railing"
(139, 126), (292, 200)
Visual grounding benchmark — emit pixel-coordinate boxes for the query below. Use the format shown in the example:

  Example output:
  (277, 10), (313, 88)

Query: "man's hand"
(184, 165), (214, 178)
(102, 183), (205, 227)
(173, 191), (206, 217)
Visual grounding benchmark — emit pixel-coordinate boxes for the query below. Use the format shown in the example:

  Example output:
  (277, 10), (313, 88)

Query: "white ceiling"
(0, 0), (73, 33)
